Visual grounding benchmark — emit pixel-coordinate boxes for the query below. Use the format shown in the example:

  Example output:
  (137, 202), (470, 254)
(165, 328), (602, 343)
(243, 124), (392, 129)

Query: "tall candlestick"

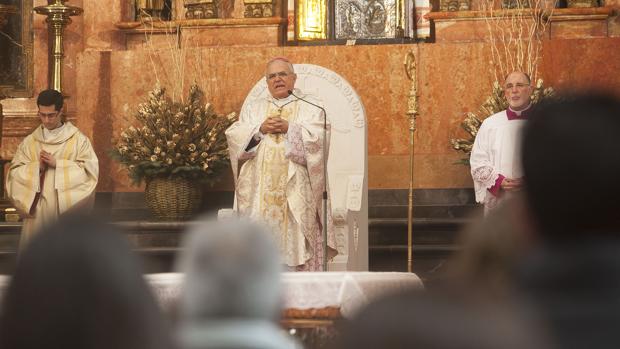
(34, 0), (83, 93)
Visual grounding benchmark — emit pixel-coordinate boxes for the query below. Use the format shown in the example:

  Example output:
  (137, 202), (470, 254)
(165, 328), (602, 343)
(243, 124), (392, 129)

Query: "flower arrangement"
(111, 84), (237, 185)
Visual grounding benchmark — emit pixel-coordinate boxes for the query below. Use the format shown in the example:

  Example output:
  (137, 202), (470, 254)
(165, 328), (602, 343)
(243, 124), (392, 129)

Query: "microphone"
(287, 89), (330, 271)
(288, 90), (327, 117)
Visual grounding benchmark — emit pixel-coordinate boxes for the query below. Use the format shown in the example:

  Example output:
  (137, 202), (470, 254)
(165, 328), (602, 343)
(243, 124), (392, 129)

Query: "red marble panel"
(73, 44), (494, 189)
(550, 19), (608, 38)
(82, 0), (124, 50)
(540, 37), (620, 96)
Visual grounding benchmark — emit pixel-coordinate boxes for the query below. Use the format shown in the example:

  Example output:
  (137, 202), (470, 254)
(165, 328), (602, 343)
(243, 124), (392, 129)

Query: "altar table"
(145, 272), (424, 319)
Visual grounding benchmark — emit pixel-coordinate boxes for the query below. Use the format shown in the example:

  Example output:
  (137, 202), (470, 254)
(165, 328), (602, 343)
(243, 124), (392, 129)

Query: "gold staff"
(404, 50), (419, 273)
(34, 0), (83, 93)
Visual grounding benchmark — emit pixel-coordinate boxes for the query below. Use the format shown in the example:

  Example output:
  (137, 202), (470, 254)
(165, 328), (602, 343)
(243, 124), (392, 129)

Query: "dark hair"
(37, 89), (64, 111)
(0, 214), (175, 349)
(522, 93), (620, 240)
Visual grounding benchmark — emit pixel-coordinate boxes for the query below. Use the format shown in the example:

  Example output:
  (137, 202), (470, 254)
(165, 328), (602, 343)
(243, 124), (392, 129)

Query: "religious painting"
(335, 0), (397, 39)
(0, 0), (33, 98)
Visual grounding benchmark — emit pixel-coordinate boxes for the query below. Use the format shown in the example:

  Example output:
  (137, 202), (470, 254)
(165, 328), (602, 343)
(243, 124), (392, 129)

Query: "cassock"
(470, 107), (529, 212)
(7, 122), (99, 246)
(226, 89), (337, 271)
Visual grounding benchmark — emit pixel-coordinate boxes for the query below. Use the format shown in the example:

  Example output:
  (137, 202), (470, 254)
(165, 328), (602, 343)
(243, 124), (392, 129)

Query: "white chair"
(238, 63), (369, 271)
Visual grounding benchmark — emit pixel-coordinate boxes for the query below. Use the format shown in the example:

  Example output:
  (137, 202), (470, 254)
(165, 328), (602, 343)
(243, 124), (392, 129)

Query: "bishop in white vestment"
(470, 72), (533, 212)
(226, 58), (337, 271)
(6, 90), (99, 246)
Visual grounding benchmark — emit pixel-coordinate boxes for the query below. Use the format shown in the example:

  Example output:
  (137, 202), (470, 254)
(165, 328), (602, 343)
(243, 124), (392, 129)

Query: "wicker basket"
(145, 176), (203, 221)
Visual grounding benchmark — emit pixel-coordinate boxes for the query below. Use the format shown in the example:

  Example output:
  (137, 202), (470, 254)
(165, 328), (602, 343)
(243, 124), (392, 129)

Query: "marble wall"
(66, 39), (620, 192)
(1, 0), (620, 192)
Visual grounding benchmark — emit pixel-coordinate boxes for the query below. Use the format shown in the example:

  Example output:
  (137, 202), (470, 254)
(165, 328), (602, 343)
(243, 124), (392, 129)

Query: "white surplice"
(470, 110), (527, 212)
(225, 89), (337, 270)
(6, 122), (99, 246)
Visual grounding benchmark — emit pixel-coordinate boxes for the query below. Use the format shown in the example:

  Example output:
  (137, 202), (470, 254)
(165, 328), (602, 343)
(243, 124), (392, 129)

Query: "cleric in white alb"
(470, 71), (533, 213)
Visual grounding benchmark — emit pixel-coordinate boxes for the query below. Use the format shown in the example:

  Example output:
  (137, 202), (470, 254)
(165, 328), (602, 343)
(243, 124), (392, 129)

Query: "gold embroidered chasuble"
(6, 122), (99, 246)
(226, 91), (338, 270)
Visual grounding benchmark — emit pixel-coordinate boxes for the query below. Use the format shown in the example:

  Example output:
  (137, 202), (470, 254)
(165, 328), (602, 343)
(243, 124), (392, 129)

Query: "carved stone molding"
(439, 0), (470, 11)
(135, 0), (167, 20)
(184, 0), (219, 19)
(243, 0), (274, 18)
(425, 7), (614, 42)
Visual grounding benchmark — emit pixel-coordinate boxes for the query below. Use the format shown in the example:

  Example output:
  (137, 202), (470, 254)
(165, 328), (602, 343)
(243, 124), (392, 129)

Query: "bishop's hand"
(260, 117), (288, 134)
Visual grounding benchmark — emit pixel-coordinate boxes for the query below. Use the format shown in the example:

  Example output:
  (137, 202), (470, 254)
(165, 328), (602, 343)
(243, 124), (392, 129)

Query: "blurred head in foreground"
(446, 194), (534, 298)
(176, 217), (298, 349)
(522, 93), (620, 241)
(336, 289), (551, 349)
(0, 213), (174, 349)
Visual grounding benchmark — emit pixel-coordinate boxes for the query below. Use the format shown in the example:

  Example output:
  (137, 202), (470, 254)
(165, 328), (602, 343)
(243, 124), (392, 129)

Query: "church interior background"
(0, 0), (619, 276)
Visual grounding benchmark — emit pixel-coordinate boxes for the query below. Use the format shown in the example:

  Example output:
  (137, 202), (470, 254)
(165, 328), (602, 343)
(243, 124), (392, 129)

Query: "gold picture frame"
(0, 0), (34, 98)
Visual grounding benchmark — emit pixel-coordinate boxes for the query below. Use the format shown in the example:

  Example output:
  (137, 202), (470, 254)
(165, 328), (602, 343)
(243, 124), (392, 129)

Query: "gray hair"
(266, 58), (295, 74)
(176, 217), (282, 321)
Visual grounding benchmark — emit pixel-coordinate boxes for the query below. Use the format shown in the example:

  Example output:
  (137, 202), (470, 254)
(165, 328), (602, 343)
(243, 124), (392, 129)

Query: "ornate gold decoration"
(34, 0), (83, 94)
(404, 50), (418, 273)
(136, 0), (167, 20)
(335, 0), (404, 39)
(244, 0), (274, 18)
(5, 208), (20, 222)
(450, 79), (555, 157)
(0, 1), (34, 98)
(502, 0), (532, 9)
(439, 0), (470, 11)
(184, 0), (219, 19)
(396, 0), (405, 37)
(296, 0), (327, 40)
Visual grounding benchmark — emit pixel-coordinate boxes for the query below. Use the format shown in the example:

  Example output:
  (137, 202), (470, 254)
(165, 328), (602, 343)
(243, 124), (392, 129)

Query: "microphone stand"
(288, 90), (329, 271)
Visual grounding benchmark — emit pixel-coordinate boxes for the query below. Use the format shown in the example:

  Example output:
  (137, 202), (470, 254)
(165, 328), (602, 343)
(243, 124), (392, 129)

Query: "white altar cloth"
(0, 272), (423, 319)
(146, 272), (424, 318)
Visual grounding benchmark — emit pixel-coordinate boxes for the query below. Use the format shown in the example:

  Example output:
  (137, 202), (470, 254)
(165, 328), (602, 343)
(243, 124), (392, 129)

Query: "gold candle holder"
(404, 50), (419, 273)
(34, 0), (83, 94)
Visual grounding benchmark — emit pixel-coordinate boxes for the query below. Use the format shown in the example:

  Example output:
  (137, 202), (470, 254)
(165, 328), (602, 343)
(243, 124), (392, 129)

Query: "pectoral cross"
(268, 104), (291, 144)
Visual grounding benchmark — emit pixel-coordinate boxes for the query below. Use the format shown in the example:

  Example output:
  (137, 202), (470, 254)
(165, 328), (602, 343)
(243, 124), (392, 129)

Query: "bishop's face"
(266, 60), (297, 99)
(504, 72), (533, 111)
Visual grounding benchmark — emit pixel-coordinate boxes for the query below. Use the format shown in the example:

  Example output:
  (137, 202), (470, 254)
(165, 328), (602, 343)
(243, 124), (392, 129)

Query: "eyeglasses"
(504, 83), (530, 90)
(266, 71), (292, 81)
